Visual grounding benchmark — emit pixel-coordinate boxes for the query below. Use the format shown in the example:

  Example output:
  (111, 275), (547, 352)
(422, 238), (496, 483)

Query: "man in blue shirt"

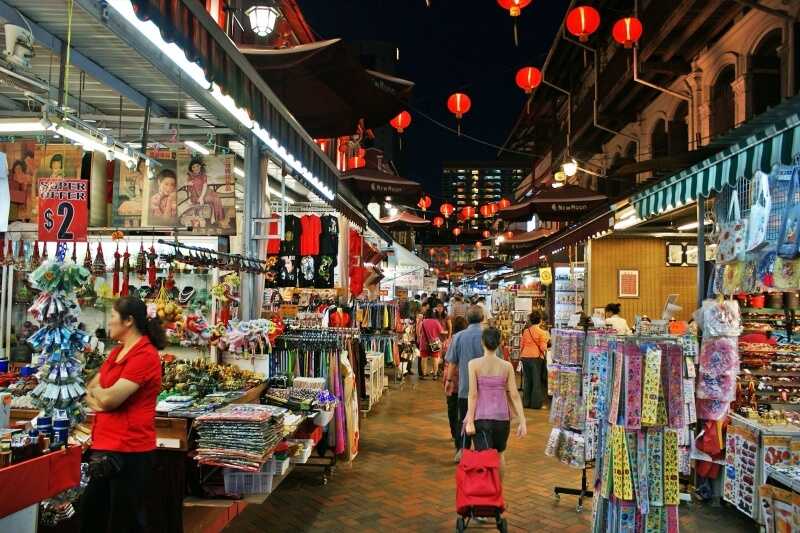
(445, 305), (485, 462)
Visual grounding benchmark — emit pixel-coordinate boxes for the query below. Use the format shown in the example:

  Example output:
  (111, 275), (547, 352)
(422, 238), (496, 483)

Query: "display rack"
(553, 264), (585, 328)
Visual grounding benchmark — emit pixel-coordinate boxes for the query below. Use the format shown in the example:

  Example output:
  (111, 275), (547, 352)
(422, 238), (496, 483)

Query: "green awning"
(633, 111), (800, 218)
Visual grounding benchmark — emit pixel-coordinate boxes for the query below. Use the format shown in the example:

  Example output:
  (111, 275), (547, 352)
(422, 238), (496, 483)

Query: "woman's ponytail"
(146, 317), (167, 350)
(114, 296), (167, 349)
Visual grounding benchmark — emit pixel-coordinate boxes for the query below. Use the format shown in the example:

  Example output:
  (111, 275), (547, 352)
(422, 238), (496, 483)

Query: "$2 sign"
(37, 178), (88, 242)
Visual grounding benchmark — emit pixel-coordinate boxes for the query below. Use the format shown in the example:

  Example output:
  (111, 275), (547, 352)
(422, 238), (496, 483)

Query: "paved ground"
(226, 379), (756, 532)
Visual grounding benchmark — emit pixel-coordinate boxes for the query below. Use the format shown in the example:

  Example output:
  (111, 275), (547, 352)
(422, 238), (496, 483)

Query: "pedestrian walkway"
(226, 380), (754, 532)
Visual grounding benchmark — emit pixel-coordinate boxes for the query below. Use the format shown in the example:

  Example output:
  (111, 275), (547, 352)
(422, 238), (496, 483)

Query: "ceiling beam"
(0, 92), (23, 111)
(0, 0), (168, 116)
(661, 0), (724, 61)
(639, 0), (698, 63)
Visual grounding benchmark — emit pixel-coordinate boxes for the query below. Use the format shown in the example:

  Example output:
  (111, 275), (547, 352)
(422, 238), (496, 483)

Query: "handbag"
(746, 170), (772, 253)
(717, 191), (747, 264)
(778, 166), (800, 258)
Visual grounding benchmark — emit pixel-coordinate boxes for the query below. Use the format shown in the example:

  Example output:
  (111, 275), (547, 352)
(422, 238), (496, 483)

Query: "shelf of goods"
(723, 414), (800, 524)
(553, 266), (585, 329)
(545, 328), (698, 529)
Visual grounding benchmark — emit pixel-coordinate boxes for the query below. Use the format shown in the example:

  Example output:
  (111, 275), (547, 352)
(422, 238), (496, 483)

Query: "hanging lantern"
(479, 204), (493, 218)
(612, 17), (643, 48)
(440, 202), (455, 218)
(452, 227), (462, 237)
(389, 111), (412, 133)
(432, 216), (445, 228)
(347, 154), (365, 169)
(482, 230), (492, 239)
(417, 195), (432, 210)
(497, 0), (532, 45)
(515, 66), (542, 94)
(460, 206), (476, 219)
(429, 248), (436, 257)
(566, 6), (601, 42)
(447, 93), (472, 135)
(475, 241), (483, 249)
(504, 231), (515, 239)
(489, 203), (499, 215)
(497, 198), (512, 209)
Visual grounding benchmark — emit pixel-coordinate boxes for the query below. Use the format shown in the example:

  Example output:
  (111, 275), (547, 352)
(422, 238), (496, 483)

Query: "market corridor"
(223, 380), (753, 533)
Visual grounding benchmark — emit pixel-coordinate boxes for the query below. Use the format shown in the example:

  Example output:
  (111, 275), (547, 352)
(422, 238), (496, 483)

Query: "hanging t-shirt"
(300, 215), (321, 256)
(280, 215), (301, 255)
(299, 255), (316, 287)
(316, 255), (335, 288)
(278, 255), (297, 287)
(267, 215), (281, 255)
(320, 215), (339, 256)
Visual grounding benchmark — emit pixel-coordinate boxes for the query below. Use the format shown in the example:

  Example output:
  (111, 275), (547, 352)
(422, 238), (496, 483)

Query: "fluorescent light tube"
(184, 140), (210, 155)
(0, 118), (47, 133)
(233, 167), (245, 178)
(269, 188), (295, 204)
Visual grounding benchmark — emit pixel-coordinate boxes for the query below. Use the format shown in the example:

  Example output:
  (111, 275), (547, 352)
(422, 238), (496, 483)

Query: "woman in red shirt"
(81, 296), (167, 532)
(418, 305), (445, 379)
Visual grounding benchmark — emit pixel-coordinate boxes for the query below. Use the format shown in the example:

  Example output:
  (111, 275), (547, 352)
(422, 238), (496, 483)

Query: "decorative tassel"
(6, 240), (13, 267)
(83, 244), (93, 270)
(15, 240), (24, 270)
(136, 243), (146, 279)
(30, 241), (40, 271)
(121, 247), (131, 297)
(112, 245), (121, 296)
(147, 246), (157, 288)
(513, 20), (519, 47)
(71, 242), (77, 263)
(92, 243), (106, 277)
(41, 242), (48, 260)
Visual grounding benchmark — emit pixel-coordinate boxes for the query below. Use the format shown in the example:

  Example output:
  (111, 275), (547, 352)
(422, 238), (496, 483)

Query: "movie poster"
(176, 152), (236, 235)
(142, 149), (178, 228)
(30, 145), (84, 222)
(112, 158), (147, 227)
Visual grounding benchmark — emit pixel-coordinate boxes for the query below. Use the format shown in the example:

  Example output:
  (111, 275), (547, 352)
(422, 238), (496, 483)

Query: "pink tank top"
(475, 375), (510, 421)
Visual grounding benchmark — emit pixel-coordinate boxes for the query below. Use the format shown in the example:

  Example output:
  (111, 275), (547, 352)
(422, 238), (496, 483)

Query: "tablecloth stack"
(194, 404), (285, 471)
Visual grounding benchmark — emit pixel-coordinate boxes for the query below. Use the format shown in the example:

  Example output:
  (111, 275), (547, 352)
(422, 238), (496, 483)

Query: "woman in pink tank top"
(464, 327), (527, 477)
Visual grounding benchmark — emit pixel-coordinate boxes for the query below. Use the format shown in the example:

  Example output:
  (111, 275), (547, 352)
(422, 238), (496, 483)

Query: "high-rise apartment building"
(441, 161), (528, 208)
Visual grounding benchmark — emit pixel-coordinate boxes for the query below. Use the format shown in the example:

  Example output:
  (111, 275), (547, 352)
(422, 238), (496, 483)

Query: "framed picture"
(618, 269), (639, 298)
(686, 245), (699, 265)
(666, 242), (684, 266)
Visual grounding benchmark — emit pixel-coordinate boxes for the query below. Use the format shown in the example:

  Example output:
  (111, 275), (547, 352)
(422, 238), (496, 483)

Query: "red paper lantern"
(440, 202), (455, 218)
(447, 93), (472, 119)
(348, 154), (365, 169)
(566, 6), (601, 42)
(515, 66), (543, 94)
(504, 231), (514, 239)
(475, 241), (483, 249)
(497, 0), (532, 17)
(432, 216), (445, 228)
(612, 17), (643, 48)
(489, 203), (499, 215)
(482, 230), (492, 239)
(460, 206), (476, 219)
(417, 195), (432, 210)
(389, 111), (412, 133)
(479, 204), (493, 218)
(429, 248), (436, 257)
(497, 198), (512, 209)
(452, 227), (462, 237)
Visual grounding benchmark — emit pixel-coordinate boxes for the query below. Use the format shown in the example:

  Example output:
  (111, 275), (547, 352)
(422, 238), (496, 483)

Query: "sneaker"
(454, 449), (462, 463)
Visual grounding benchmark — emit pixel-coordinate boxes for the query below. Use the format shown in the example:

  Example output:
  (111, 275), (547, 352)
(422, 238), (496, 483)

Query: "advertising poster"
(112, 158), (147, 227)
(176, 153), (236, 235)
(1, 141), (36, 221)
(37, 178), (88, 242)
(142, 149), (178, 228)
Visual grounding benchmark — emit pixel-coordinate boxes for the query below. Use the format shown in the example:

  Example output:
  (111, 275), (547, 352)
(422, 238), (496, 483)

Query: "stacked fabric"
(194, 404), (284, 471)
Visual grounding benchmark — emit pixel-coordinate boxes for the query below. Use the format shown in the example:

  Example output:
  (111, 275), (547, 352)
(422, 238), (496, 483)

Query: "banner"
(37, 178), (88, 242)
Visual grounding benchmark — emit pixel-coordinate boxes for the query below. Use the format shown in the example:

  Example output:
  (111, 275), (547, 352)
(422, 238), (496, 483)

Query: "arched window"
(651, 118), (669, 158)
(711, 65), (736, 137)
(669, 101), (689, 154)
(752, 29), (783, 117)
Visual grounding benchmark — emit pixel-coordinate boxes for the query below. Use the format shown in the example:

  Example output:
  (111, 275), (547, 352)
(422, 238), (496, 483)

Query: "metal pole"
(140, 99), (151, 151)
(696, 200), (706, 306)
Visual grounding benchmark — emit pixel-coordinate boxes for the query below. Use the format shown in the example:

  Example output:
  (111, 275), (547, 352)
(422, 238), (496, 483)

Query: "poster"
(1, 141), (36, 221)
(176, 153), (236, 234)
(142, 149), (178, 228)
(618, 269), (639, 298)
(112, 158), (147, 227)
(37, 178), (88, 242)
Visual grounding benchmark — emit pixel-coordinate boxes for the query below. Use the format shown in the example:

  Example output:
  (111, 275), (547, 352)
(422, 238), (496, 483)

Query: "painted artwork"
(176, 153), (236, 235)
(142, 149), (178, 228)
(0, 140), (37, 221)
(30, 145), (85, 222)
(113, 158), (147, 227)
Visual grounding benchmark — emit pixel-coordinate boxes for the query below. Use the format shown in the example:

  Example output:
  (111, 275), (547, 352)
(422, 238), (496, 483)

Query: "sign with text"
(539, 267), (553, 286)
(37, 178), (88, 242)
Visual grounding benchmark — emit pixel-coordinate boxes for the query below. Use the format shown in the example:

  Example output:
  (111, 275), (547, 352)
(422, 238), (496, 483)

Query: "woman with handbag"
(419, 306), (445, 379)
(464, 327), (527, 479)
(81, 296), (167, 532)
(519, 310), (550, 409)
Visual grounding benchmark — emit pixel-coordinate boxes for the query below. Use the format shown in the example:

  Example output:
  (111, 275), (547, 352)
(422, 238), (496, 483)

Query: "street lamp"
(562, 158), (578, 177)
(246, 4), (280, 37)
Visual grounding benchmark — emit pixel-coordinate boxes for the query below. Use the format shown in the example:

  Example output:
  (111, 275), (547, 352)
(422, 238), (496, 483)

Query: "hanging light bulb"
(562, 159), (578, 177)
(246, 3), (280, 37)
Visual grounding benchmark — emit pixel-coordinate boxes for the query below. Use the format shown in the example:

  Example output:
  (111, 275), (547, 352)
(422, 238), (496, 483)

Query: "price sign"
(539, 267), (553, 286)
(37, 178), (88, 242)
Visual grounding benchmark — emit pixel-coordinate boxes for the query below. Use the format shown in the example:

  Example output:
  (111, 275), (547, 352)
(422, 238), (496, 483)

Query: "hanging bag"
(717, 191), (747, 264)
(778, 166), (800, 259)
(746, 170), (772, 253)
(421, 319), (442, 354)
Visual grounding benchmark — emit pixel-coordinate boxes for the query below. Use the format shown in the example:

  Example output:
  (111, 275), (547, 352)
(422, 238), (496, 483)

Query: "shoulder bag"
(717, 191), (747, 264)
(746, 170), (772, 253)
(778, 166), (800, 259)
(421, 320), (442, 354)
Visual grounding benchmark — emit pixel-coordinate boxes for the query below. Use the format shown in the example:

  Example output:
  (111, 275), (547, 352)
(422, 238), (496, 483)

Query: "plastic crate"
(265, 457), (291, 476)
(288, 439), (314, 464)
(223, 467), (274, 495)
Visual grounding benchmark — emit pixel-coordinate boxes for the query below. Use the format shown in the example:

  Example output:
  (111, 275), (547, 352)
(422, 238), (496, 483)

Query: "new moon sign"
(37, 178), (88, 242)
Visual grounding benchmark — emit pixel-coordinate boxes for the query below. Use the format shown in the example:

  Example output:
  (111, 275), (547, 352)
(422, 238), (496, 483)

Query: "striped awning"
(632, 111), (800, 218)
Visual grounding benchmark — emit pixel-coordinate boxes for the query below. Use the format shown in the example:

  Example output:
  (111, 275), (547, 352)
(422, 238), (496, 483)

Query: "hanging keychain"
(112, 244), (121, 296)
(83, 241), (93, 270)
(121, 246), (131, 296)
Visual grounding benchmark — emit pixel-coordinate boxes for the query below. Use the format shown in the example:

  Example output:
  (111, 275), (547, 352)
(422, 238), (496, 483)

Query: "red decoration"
(566, 6), (601, 42)
(440, 202), (455, 218)
(460, 206), (476, 219)
(475, 241), (483, 249)
(498, 198), (512, 209)
(504, 231), (515, 239)
(417, 195), (432, 210)
(452, 227), (462, 237)
(447, 93), (472, 119)
(515, 66), (542, 94)
(389, 111), (412, 133)
(489, 203), (499, 215)
(432, 216), (445, 228)
(612, 17), (643, 48)
(347, 155), (365, 169)
(497, 0), (532, 17)
(482, 230), (491, 239)
(479, 204), (493, 218)
(429, 248), (436, 257)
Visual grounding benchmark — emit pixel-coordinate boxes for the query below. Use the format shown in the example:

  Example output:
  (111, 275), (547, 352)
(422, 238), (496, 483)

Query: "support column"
(240, 134), (264, 320)
(686, 65), (705, 149)
(697, 200), (706, 307)
(338, 216), (350, 302)
(89, 152), (107, 226)
(731, 74), (750, 126)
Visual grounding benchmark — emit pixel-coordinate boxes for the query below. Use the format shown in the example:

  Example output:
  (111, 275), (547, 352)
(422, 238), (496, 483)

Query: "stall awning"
(378, 212), (431, 228)
(511, 213), (613, 270)
(633, 97), (800, 219)
(387, 242), (428, 269)
(499, 227), (557, 253)
(499, 185), (607, 222)
(341, 149), (422, 202)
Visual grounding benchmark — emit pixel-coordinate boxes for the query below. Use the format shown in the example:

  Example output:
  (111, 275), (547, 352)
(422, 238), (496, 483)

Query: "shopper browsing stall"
(81, 296), (167, 532)
(464, 327), (527, 478)
(604, 302), (632, 335)
(519, 310), (550, 409)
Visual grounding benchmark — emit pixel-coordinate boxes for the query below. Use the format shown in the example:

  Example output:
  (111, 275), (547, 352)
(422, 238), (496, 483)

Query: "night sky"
(296, 0), (567, 196)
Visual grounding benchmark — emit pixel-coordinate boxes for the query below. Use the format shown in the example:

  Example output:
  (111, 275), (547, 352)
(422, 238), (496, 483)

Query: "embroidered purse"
(717, 191), (747, 264)
(746, 170), (772, 253)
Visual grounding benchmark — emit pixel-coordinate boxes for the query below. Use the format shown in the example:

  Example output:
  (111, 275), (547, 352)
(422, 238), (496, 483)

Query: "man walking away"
(444, 305), (485, 462)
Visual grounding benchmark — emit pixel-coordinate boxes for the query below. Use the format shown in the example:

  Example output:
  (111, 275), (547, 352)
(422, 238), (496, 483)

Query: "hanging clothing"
(280, 215), (301, 255)
(267, 215), (281, 255)
(320, 215), (339, 256)
(300, 214), (321, 256)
